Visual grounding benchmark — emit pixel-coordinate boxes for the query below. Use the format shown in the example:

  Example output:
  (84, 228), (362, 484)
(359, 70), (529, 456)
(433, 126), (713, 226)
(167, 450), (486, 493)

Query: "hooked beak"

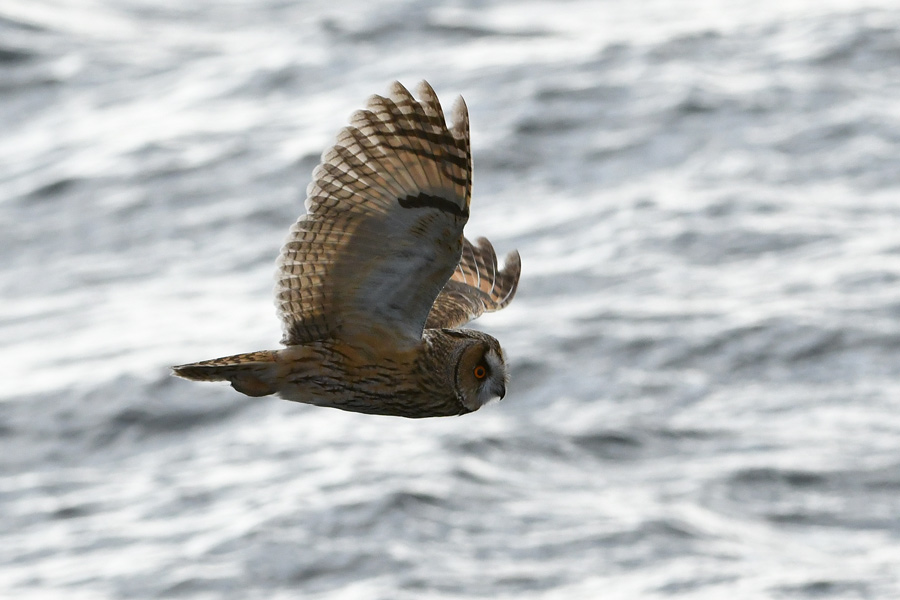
(495, 382), (506, 401)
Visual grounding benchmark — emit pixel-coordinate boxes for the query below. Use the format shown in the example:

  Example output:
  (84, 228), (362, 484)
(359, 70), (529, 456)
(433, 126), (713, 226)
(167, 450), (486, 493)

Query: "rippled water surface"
(3, 0), (900, 598)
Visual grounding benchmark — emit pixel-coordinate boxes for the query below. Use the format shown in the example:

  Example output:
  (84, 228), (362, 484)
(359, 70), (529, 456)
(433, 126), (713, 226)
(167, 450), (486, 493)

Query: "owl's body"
(175, 329), (505, 418)
(173, 81), (520, 418)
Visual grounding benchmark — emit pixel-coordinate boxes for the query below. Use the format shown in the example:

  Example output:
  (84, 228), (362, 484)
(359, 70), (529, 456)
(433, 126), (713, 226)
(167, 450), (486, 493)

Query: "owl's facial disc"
(458, 341), (507, 412)
(478, 348), (506, 402)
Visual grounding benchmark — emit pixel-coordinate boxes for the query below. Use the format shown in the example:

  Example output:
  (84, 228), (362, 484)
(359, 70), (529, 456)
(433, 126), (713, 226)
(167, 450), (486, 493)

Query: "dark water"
(3, 1), (900, 597)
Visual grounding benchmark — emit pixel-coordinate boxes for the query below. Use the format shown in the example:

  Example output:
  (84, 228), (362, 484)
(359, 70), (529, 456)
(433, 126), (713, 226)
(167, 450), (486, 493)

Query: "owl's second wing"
(276, 81), (471, 347)
(425, 236), (521, 330)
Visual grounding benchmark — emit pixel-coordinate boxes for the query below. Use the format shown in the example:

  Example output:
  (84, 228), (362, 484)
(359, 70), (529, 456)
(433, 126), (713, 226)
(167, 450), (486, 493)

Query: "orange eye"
(473, 365), (487, 379)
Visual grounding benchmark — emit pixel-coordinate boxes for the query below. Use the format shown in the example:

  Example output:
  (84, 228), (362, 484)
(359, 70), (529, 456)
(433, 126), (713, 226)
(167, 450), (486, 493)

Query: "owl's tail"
(172, 350), (279, 397)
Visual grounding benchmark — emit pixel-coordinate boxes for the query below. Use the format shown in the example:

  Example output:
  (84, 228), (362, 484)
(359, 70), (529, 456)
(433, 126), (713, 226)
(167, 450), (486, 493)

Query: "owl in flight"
(173, 81), (521, 418)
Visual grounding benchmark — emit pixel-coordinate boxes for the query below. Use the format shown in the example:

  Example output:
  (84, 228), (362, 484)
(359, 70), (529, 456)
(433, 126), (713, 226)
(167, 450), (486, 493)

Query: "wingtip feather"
(450, 95), (468, 140)
(498, 249), (521, 308)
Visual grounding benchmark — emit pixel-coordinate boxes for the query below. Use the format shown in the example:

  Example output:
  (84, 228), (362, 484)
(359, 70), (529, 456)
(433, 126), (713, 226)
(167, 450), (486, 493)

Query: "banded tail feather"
(173, 351), (278, 397)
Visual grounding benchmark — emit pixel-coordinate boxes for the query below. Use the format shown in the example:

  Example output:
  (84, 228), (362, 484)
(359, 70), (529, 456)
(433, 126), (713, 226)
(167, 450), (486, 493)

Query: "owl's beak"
(495, 382), (506, 401)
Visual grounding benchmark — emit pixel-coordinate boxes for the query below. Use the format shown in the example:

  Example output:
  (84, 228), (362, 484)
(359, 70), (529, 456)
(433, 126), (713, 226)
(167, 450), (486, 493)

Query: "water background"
(3, 0), (900, 597)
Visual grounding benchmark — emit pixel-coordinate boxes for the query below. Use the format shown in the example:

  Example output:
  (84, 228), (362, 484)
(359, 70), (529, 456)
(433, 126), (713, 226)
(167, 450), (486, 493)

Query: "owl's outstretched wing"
(425, 236), (521, 330)
(276, 81), (471, 347)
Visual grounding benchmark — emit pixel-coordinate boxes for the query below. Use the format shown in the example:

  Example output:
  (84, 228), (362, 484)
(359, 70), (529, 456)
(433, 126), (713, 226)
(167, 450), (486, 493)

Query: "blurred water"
(2, 0), (900, 598)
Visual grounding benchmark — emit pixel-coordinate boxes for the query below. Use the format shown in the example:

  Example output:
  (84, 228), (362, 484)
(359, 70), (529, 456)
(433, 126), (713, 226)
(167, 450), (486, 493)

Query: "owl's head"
(446, 329), (509, 412)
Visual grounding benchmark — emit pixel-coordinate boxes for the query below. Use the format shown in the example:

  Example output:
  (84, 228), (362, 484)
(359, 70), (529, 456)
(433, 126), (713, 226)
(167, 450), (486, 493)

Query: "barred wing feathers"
(425, 236), (521, 330)
(276, 81), (471, 346)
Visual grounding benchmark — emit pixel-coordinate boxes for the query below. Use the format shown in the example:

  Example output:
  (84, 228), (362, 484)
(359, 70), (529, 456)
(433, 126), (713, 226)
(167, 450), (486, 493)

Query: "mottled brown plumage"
(173, 81), (520, 418)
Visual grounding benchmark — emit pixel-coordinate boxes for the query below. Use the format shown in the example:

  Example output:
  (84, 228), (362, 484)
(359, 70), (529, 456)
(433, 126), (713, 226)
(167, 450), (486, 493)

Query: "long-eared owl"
(173, 81), (520, 418)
